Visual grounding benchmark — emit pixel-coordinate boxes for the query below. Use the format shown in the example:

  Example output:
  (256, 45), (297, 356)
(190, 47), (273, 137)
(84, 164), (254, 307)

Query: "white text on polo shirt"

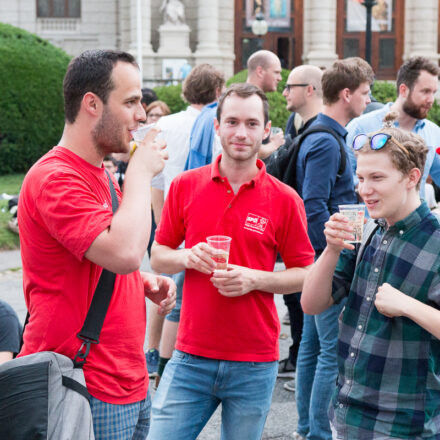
(244, 213), (268, 235)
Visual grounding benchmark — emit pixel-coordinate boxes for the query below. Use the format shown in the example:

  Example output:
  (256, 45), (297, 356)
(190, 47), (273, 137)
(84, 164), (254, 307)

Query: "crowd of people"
(2, 46), (440, 440)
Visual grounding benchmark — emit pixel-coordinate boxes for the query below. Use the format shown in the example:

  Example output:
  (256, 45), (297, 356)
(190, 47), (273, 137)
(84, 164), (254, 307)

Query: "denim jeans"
(148, 350), (277, 440)
(90, 392), (151, 440)
(295, 301), (345, 440)
(165, 270), (184, 322)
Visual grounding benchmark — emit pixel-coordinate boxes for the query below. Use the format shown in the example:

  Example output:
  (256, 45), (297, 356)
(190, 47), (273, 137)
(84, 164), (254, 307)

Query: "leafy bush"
(154, 84), (187, 114)
(371, 81), (396, 104)
(0, 23), (71, 174)
(227, 68), (290, 129)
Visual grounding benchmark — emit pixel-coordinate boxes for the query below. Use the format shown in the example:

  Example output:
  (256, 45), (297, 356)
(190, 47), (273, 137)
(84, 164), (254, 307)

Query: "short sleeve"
(154, 176), (185, 249)
(277, 191), (315, 268)
(36, 175), (113, 261)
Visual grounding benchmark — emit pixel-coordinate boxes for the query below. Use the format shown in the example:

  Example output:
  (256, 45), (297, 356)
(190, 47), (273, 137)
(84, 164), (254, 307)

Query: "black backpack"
(265, 124), (347, 190)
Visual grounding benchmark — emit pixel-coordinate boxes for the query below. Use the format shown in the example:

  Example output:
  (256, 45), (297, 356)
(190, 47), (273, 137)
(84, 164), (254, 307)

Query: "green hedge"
(154, 84), (187, 114)
(0, 23), (71, 174)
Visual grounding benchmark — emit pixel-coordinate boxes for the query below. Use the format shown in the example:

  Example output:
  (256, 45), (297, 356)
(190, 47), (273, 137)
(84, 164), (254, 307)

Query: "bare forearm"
(150, 242), (188, 274)
(301, 247), (339, 314)
(251, 265), (312, 294)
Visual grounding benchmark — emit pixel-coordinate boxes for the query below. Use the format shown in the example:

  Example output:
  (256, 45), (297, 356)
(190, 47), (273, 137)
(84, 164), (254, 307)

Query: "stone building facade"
(1, 0), (439, 83)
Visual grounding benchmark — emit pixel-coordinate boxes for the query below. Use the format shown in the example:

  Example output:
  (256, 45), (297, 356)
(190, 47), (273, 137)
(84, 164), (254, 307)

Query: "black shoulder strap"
(298, 124), (347, 178)
(74, 170), (119, 367)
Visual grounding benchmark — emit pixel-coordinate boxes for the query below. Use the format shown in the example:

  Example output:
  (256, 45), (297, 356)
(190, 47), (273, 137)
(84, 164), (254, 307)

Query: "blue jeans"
(165, 270), (184, 322)
(295, 301), (345, 440)
(90, 392), (151, 440)
(148, 350), (277, 439)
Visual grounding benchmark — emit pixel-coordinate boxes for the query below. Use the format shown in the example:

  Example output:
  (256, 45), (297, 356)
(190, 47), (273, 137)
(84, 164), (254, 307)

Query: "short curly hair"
(355, 112), (428, 190)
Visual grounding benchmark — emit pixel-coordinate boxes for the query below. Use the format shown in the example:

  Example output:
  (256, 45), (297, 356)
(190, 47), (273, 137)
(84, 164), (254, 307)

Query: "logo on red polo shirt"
(244, 213), (268, 234)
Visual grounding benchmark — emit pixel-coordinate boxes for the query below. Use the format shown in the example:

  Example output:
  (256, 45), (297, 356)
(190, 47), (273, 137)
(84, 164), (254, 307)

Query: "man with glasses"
(276, 65), (324, 390)
(301, 113), (440, 439)
(347, 56), (440, 199)
(292, 58), (374, 440)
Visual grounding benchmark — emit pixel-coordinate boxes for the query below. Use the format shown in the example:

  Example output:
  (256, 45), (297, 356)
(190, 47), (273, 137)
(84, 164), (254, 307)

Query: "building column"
(193, 0), (224, 68)
(128, 0), (155, 82)
(404, 0), (439, 61)
(302, 0), (338, 67)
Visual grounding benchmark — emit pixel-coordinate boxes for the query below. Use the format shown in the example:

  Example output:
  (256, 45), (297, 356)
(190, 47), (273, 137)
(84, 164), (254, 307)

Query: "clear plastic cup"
(206, 235), (232, 271)
(131, 123), (156, 143)
(338, 204), (365, 243)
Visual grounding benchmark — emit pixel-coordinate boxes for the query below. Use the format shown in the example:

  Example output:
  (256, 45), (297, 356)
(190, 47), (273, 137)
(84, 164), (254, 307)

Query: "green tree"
(0, 23), (71, 174)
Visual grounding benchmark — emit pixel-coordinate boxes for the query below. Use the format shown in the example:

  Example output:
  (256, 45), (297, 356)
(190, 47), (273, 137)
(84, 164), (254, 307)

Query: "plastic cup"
(206, 235), (232, 271)
(131, 123), (156, 142)
(338, 204), (365, 243)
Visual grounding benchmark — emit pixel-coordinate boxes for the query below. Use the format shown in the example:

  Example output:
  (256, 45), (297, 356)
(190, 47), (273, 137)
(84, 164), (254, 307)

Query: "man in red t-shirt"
(18, 50), (176, 440)
(148, 83), (315, 439)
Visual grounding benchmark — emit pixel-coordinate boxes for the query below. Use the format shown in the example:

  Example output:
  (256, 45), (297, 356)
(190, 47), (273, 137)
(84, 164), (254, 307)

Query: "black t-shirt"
(0, 300), (22, 355)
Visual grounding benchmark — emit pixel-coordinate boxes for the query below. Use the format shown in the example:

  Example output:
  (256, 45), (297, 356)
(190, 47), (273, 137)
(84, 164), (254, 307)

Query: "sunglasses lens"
(353, 134), (368, 151)
(371, 134), (388, 150)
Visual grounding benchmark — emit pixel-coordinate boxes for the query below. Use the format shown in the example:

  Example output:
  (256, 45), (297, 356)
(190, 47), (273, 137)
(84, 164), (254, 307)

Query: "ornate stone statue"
(160, 0), (186, 26)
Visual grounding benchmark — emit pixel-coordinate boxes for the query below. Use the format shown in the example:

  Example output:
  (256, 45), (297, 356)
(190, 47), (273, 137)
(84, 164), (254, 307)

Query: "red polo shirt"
(155, 155), (314, 361)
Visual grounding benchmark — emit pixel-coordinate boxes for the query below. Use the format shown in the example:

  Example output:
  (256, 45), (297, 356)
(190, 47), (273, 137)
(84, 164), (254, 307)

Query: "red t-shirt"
(18, 146), (148, 404)
(155, 155), (314, 362)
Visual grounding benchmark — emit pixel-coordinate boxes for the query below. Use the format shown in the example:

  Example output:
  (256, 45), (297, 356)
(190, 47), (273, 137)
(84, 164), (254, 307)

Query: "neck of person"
(58, 124), (104, 168)
(386, 191), (421, 227)
(391, 99), (417, 131)
(321, 103), (350, 127)
(298, 101), (323, 125)
(218, 154), (259, 194)
(190, 103), (206, 111)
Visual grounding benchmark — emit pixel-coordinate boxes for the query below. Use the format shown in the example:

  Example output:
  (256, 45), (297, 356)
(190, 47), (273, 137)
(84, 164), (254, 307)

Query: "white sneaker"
(292, 432), (306, 440)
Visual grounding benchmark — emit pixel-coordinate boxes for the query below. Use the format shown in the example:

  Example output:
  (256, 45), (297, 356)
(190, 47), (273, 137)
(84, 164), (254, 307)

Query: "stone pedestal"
(157, 23), (192, 57)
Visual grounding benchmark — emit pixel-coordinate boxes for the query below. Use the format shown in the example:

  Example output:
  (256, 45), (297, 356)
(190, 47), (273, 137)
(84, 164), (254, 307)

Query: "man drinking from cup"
(148, 83), (315, 439)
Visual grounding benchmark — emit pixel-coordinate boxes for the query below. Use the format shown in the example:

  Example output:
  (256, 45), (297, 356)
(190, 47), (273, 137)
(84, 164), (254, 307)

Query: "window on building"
(37, 0), (81, 18)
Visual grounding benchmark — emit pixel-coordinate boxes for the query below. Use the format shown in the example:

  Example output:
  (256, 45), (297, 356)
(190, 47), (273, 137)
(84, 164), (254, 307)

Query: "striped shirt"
(330, 203), (440, 439)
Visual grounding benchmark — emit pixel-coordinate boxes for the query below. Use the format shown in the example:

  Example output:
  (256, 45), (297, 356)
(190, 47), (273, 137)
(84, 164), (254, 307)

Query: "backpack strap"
(73, 170), (119, 367)
(355, 219), (380, 268)
(297, 124), (347, 178)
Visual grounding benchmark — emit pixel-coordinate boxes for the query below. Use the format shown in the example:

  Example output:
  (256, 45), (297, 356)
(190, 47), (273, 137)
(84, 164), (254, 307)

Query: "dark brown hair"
(216, 83), (269, 124)
(63, 50), (138, 123)
(396, 56), (440, 95)
(182, 64), (225, 105)
(322, 57), (374, 105)
(355, 111), (428, 189)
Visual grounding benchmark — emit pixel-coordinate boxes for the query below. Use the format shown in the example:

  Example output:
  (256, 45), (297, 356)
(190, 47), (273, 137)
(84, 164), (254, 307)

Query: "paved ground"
(0, 250), (299, 439)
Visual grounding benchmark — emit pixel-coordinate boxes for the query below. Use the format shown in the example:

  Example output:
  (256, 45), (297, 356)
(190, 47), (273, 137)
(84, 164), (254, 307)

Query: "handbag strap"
(73, 170), (119, 367)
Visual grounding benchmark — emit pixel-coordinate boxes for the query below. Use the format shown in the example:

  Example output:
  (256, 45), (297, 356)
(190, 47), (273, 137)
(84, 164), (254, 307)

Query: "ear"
(256, 65), (264, 78)
(399, 83), (409, 99)
(407, 167), (421, 190)
(263, 120), (271, 140)
(82, 92), (102, 117)
(214, 118), (220, 135)
(340, 88), (351, 104)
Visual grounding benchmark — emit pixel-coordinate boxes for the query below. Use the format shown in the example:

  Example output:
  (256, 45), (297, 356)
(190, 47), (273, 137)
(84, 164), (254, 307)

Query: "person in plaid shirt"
(301, 111), (440, 439)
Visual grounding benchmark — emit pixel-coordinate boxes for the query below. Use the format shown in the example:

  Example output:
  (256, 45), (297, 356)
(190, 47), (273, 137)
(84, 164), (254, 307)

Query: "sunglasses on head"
(352, 133), (410, 156)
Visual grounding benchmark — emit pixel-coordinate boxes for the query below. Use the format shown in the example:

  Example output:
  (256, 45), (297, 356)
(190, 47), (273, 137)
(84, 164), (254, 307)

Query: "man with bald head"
(276, 65), (325, 390)
(246, 50), (285, 157)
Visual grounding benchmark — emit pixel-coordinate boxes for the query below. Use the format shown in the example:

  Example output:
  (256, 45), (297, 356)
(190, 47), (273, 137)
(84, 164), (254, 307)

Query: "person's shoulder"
(263, 172), (303, 204)
(347, 105), (388, 131)
(421, 118), (440, 133)
(172, 163), (211, 186)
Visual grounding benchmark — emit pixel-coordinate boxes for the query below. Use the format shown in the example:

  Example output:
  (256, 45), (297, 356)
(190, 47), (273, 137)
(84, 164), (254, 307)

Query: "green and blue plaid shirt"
(331, 203), (440, 439)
